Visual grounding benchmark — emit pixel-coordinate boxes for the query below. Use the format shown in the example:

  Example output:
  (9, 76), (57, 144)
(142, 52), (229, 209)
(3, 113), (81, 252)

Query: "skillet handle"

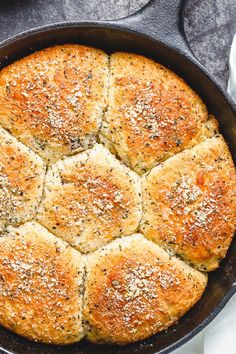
(110, 0), (194, 59)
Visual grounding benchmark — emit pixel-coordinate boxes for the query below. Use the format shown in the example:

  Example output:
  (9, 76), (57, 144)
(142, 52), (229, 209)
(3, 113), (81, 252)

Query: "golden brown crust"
(0, 127), (45, 231)
(0, 221), (85, 344)
(101, 52), (218, 174)
(0, 46), (234, 346)
(141, 135), (236, 271)
(83, 234), (207, 344)
(0, 45), (108, 163)
(37, 144), (142, 253)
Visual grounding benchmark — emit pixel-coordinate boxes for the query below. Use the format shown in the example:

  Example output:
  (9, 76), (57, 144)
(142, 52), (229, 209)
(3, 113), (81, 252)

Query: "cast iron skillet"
(0, 0), (236, 353)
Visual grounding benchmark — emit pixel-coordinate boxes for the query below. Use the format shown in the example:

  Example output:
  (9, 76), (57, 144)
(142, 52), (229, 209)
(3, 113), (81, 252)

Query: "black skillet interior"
(0, 1), (236, 353)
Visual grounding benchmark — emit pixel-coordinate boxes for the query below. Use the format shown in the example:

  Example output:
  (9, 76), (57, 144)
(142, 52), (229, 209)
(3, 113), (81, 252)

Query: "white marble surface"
(174, 295), (236, 354)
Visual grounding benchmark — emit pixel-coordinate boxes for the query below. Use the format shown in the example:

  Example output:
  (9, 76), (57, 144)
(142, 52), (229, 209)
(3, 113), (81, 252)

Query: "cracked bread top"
(83, 234), (207, 344)
(0, 45), (109, 163)
(101, 52), (218, 174)
(37, 144), (142, 253)
(0, 126), (45, 231)
(0, 221), (85, 344)
(141, 135), (236, 271)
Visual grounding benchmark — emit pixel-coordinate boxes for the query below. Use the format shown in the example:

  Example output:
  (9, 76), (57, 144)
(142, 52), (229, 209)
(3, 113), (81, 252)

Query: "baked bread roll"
(141, 135), (236, 271)
(0, 221), (85, 344)
(37, 144), (142, 253)
(0, 45), (235, 347)
(101, 52), (218, 174)
(83, 234), (207, 344)
(0, 45), (108, 163)
(0, 126), (45, 231)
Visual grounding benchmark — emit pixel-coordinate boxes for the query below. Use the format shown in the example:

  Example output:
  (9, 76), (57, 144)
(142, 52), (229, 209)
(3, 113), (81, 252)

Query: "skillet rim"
(0, 21), (236, 354)
(1, 20), (236, 113)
